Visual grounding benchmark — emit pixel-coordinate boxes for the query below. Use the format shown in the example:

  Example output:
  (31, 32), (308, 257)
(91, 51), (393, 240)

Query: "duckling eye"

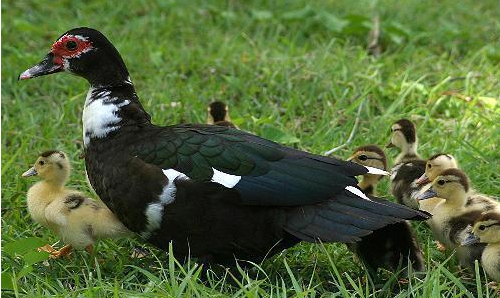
(427, 164), (432, 168)
(479, 225), (485, 231)
(39, 160), (45, 166)
(358, 155), (368, 161)
(65, 40), (78, 51)
(437, 179), (445, 185)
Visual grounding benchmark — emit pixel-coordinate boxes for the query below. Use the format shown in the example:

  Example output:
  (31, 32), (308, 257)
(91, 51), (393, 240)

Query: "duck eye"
(479, 225), (485, 231)
(358, 155), (368, 161)
(65, 40), (78, 51)
(39, 160), (45, 166)
(437, 179), (445, 185)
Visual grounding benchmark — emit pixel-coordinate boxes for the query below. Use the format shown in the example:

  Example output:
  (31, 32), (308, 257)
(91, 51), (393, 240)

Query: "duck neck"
(358, 175), (378, 196)
(83, 82), (151, 147)
(443, 190), (468, 207)
(395, 141), (419, 163)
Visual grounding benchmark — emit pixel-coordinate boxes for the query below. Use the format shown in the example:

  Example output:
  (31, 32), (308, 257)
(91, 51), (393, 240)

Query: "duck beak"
(19, 53), (63, 80)
(418, 187), (437, 200)
(461, 233), (480, 246)
(22, 167), (38, 177)
(385, 142), (394, 148)
(416, 173), (431, 185)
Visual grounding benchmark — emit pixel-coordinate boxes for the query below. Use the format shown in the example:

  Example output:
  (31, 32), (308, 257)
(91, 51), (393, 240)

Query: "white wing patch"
(211, 168), (241, 188)
(365, 166), (389, 176)
(142, 203), (164, 237)
(345, 186), (371, 201)
(141, 169), (189, 237)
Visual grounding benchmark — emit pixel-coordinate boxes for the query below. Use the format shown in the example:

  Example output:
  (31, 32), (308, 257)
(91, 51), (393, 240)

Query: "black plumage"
(347, 146), (425, 275)
(20, 27), (430, 265)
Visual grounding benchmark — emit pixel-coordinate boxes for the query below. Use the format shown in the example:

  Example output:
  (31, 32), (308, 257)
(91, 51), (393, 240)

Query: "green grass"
(2, 0), (499, 297)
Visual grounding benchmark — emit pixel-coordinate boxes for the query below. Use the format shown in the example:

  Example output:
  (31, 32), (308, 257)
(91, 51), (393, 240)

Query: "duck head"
(347, 145), (387, 195)
(22, 150), (70, 186)
(386, 119), (417, 149)
(418, 168), (470, 206)
(19, 27), (130, 87)
(416, 153), (458, 184)
(462, 211), (500, 245)
(207, 101), (230, 124)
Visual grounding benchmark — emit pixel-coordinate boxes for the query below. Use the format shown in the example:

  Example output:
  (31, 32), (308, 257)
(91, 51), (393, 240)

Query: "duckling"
(416, 153), (496, 213)
(415, 153), (459, 213)
(347, 145), (387, 195)
(387, 119), (426, 209)
(462, 211), (500, 282)
(347, 145), (425, 275)
(386, 119), (422, 164)
(207, 101), (237, 128)
(418, 169), (498, 268)
(22, 150), (130, 258)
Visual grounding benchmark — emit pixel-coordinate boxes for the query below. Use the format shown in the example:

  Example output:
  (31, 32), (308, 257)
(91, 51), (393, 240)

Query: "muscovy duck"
(19, 27), (428, 265)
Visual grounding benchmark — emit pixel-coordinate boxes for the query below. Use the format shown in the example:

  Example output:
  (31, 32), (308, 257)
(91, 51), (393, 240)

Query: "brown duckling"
(347, 145), (425, 275)
(207, 101), (237, 128)
(462, 211), (500, 282)
(387, 119), (426, 209)
(23, 150), (130, 258)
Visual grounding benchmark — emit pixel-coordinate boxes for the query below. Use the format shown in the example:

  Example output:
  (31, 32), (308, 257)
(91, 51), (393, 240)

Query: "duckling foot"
(435, 241), (446, 252)
(49, 244), (73, 259)
(37, 244), (58, 254)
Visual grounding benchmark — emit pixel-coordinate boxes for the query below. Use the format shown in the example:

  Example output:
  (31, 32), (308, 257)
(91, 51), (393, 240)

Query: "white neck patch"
(82, 87), (129, 147)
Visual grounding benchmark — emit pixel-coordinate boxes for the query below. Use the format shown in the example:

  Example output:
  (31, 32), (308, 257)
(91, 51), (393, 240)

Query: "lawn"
(1, 0), (499, 297)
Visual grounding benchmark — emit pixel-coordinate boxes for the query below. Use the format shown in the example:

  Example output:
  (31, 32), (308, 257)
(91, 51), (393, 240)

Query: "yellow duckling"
(419, 169), (498, 268)
(416, 153), (496, 213)
(462, 211), (500, 282)
(206, 101), (237, 128)
(22, 150), (130, 258)
(415, 153), (459, 213)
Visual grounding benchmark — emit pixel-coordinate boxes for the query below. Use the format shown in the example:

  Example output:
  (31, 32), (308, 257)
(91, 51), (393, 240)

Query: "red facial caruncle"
(51, 34), (93, 66)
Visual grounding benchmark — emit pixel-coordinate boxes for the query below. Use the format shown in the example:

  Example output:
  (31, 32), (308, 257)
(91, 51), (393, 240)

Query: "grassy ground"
(2, 0), (499, 297)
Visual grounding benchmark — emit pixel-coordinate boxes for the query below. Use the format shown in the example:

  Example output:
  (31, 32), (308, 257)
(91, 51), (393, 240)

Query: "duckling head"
(416, 153), (458, 184)
(386, 119), (417, 150)
(207, 101), (230, 124)
(22, 150), (70, 186)
(348, 145), (387, 171)
(347, 145), (387, 194)
(418, 168), (470, 206)
(462, 211), (500, 245)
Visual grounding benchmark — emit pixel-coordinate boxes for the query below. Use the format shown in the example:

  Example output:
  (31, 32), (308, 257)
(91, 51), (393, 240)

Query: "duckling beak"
(418, 187), (437, 200)
(416, 173), (431, 185)
(461, 233), (480, 246)
(385, 142), (395, 148)
(22, 167), (38, 177)
(19, 53), (63, 80)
